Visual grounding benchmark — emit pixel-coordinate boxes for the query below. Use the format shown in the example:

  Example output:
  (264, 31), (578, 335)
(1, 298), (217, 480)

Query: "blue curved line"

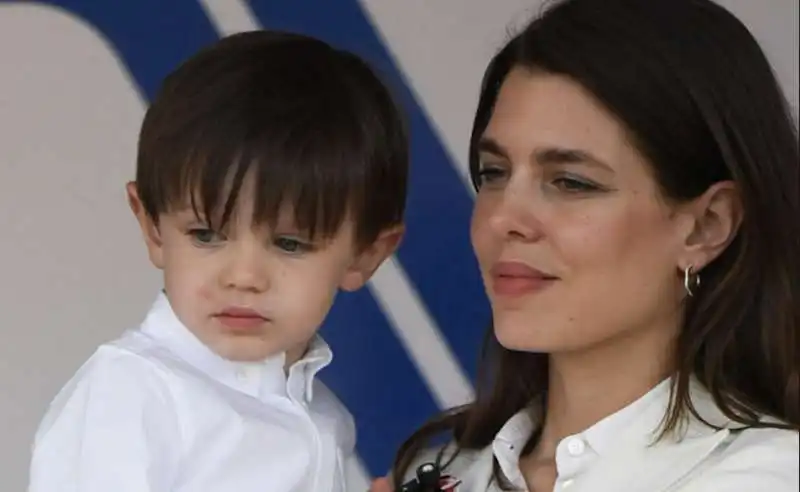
(319, 289), (440, 473)
(27, 0), (220, 99)
(248, 0), (489, 474)
(248, 0), (489, 379)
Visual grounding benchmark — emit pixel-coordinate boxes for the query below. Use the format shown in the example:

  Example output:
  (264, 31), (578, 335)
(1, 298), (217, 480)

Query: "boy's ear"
(126, 181), (165, 269)
(340, 225), (404, 292)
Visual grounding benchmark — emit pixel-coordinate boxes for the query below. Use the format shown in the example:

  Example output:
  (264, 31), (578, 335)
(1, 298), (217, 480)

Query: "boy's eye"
(188, 228), (224, 245)
(274, 236), (312, 253)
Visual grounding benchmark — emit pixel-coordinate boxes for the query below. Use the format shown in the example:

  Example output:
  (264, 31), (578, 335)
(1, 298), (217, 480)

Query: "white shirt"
(493, 379), (674, 491)
(406, 378), (799, 492)
(29, 292), (355, 492)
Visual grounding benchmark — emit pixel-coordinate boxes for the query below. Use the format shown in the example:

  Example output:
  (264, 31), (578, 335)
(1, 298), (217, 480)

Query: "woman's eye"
(188, 228), (224, 245)
(274, 236), (312, 254)
(476, 166), (507, 187)
(552, 176), (600, 193)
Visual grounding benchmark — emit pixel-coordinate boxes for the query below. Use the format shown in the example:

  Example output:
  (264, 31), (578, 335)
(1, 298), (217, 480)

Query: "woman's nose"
(487, 186), (544, 242)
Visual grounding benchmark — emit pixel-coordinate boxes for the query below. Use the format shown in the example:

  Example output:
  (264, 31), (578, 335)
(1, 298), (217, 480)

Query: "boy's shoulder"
(34, 331), (181, 444)
(68, 328), (190, 389)
(44, 330), (178, 412)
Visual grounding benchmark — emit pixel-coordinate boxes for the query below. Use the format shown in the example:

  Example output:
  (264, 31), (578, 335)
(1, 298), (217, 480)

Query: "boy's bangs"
(162, 110), (368, 240)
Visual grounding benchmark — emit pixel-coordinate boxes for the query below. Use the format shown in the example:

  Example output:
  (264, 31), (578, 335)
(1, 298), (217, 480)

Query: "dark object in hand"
(397, 462), (442, 491)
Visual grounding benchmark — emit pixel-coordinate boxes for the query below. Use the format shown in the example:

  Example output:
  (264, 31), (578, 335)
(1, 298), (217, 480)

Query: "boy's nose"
(220, 241), (270, 293)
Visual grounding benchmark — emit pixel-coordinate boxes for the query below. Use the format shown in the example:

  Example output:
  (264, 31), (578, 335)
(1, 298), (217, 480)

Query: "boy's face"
(127, 182), (401, 364)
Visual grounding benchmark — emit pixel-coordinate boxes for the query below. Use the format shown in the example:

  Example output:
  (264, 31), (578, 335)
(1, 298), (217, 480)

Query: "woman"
(374, 0), (799, 490)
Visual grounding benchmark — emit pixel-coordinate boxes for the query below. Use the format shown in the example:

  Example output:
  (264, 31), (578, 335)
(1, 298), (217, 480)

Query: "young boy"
(29, 30), (407, 492)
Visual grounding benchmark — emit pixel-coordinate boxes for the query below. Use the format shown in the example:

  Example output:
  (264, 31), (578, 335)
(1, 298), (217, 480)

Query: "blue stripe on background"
(31, 0), (220, 99)
(318, 288), (439, 473)
(249, 0), (490, 473)
(249, 0), (489, 382)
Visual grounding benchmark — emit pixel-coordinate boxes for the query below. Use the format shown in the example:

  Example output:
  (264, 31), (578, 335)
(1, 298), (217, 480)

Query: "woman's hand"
(369, 476), (393, 492)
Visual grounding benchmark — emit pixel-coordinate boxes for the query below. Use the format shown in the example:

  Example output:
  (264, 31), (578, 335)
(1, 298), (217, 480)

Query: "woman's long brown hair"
(392, 0), (800, 488)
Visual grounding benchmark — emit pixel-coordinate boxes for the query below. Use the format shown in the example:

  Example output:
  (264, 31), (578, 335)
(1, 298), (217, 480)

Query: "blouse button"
(566, 437), (586, 457)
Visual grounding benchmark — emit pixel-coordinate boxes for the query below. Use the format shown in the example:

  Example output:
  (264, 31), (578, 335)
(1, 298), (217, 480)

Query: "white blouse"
(405, 379), (799, 492)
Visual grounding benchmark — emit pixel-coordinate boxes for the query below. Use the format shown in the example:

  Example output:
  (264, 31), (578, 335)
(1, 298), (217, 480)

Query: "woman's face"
(470, 68), (691, 354)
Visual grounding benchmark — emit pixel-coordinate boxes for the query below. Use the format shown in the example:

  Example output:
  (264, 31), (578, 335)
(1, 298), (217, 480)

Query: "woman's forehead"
(483, 70), (643, 173)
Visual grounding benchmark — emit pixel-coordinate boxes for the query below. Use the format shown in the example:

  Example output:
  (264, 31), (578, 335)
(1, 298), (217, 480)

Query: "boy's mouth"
(214, 307), (268, 332)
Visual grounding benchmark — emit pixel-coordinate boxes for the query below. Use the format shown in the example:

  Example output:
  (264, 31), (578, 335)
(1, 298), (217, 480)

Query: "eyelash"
(475, 165), (602, 194)
(475, 166), (507, 187)
(187, 227), (225, 246)
(273, 236), (314, 254)
(186, 227), (314, 254)
(551, 176), (600, 193)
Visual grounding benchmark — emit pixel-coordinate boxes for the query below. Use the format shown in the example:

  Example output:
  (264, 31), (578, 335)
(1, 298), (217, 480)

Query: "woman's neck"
(533, 324), (676, 459)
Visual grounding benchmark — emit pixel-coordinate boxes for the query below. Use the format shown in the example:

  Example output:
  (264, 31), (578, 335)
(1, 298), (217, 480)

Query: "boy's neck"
(283, 341), (312, 375)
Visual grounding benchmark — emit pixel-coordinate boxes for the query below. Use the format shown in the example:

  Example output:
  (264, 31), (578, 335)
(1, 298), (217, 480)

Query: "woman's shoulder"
(685, 425), (799, 490)
(722, 424), (798, 465)
(734, 422), (798, 445)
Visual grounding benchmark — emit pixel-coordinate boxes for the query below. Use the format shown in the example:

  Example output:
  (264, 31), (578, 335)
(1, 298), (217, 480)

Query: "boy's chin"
(211, 338), (282, 363)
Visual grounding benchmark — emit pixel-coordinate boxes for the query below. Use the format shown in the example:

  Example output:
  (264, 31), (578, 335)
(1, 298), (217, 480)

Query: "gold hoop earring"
(684, 265), (700, 297)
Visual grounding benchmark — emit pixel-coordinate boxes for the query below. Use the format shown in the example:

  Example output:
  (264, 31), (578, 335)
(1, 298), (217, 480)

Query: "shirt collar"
(493, 405), (538, 486)
(581, 377), (672, 456)
(139, 291), (333, 402)
(491, 377), (680, 487)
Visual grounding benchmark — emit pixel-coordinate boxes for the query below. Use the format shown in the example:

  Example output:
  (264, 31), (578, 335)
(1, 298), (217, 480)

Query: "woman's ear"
(676, 180), (742, 271)
(126, 181), (165, 269)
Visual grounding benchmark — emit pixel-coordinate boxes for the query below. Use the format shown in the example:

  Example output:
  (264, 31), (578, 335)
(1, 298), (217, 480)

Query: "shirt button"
(562, 478), (575, 489)
(235, 368), (249, 381)
(567, 437), (586, 456)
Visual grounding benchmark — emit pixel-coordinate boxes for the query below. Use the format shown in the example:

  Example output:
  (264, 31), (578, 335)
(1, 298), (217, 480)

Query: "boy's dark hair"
(136, 30), (408, 248)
